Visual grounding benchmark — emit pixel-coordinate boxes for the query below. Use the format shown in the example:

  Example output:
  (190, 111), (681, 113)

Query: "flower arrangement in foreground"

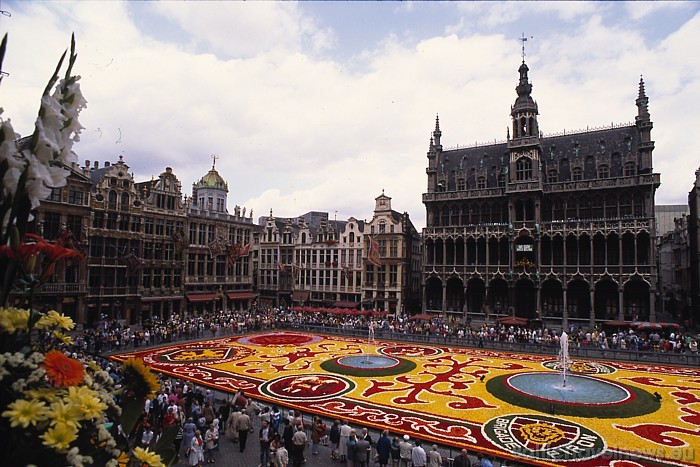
(0, 34), (177, 466)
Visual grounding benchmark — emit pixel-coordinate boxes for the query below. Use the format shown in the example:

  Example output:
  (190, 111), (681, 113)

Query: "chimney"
(104, 161), (110, 167)
(85, 160), (90, 168)
(93, 161), (99, 169)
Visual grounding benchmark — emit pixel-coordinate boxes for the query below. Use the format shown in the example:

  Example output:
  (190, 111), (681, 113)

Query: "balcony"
(544, 173), (660, 194)
(36, 283), (87, 295)
(422, 187), (505, 203)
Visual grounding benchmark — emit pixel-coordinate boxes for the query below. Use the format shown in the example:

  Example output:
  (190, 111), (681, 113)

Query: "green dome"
(196, 167), (228, 191)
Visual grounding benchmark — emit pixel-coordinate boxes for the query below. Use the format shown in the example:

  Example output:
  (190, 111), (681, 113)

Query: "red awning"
(411, 313), (436, 321)
(497, 316), (529, 326)
(186, 293), (220, 303)
(227, 292), (255, 300)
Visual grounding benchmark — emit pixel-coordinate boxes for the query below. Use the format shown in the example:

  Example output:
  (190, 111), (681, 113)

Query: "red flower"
(44, 350), (85, 387)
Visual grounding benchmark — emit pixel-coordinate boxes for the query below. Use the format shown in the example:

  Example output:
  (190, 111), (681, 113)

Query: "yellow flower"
(132, 447), (165, 467)
(40, 421), (78, 452)
(121, 358), (160, 399)
(49, 399), (82, 429)
(0, 307), (30, 333)
(2, 398), (49, 427)
(52, 329), (74, 345)
(24, 387), (61, 403)
(35, 310), (75, 331)
(65, 385), (108, 419)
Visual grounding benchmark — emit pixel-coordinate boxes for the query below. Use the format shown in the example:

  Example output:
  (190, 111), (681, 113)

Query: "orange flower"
(44, 350), (85, 387)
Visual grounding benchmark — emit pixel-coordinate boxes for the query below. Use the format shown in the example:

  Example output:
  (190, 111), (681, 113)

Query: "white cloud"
(1, 1), (698, 230)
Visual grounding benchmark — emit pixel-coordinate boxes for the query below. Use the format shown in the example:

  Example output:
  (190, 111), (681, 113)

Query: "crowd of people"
(73, 307), (698, 359)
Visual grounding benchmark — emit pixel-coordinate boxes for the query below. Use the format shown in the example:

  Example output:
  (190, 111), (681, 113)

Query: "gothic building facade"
(422, 61), (661, 327)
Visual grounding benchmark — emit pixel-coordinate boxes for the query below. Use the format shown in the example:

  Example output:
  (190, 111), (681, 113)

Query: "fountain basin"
(321, 353), (416, 377)
(486, 372), (661, 418)
(506, 372), (632, 405)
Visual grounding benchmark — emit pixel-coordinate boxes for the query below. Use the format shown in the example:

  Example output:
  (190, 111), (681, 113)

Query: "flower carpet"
(110, 332), (700, 467)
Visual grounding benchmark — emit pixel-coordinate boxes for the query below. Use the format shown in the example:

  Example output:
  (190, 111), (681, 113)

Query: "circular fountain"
(320, 320), (417, 377)
(486, 331), (660, 418)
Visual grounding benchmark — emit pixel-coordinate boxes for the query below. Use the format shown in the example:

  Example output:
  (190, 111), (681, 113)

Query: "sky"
(1, 1), (699, 230)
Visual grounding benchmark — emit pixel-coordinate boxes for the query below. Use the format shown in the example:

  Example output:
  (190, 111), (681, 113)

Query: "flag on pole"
(368, 236), (382, 266)
(119, 251), (142, 276)
(277, 260), (286, 272)
(291, 263), (301, 279)
(227, 243), (241, 268)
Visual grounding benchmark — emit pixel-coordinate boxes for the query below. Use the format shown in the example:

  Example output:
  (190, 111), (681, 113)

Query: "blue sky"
(1, 1), (699, 229)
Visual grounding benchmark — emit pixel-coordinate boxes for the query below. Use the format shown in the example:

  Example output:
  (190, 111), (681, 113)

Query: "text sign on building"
(516, 244), (533, 252)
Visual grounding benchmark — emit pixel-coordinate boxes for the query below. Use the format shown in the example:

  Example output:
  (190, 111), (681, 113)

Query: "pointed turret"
(510, 61), (539, 138)
(433, 114), (442, 148)
(635, 75), (654, 172)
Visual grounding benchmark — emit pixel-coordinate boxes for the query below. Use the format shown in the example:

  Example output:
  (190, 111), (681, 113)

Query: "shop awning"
(141, 296), (184, 303)
(227, 292), (256, 300)
(497, 316), (529, 326)
(186, 293), (220, 303)
(333, 301), (358, 308)
(292, 291), (309, 302)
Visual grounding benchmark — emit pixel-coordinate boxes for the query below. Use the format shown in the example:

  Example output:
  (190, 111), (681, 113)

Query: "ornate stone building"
(30, 156), (258, 326)
(256, 193), (421, 315)
(422, 60), (661, 327)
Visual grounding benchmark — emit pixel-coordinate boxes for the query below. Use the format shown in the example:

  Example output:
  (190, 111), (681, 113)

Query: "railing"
(286, 324), (700, 367)
(37, 283), (87, 294)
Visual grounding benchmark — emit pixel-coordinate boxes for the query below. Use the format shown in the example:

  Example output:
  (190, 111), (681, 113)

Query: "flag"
(239, 242), (251, 257)
(368, 236), (382, 266)
(291, 263), (301, 279)
(227, 243), (241, 268)
(55, 229), (85, 266)
(208, 238), (224, 257)
(341, 264), (351, 280)
(119, 251), (142, 276)
(277, 260), (286, 272)
(172, 229), (188, 255)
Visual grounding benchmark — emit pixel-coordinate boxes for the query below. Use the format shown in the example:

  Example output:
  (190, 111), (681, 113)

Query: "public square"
(111, 330), (700, 467)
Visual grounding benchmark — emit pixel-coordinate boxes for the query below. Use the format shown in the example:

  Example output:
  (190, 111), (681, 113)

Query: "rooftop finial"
(211, 154), (219, 169)
(519, 33), (532, 63)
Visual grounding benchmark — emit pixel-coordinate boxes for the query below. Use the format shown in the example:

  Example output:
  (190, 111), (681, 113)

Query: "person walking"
(338, 420), (352, 463)
(376, 430), (392, 467)
(428, 445), (442, 467)
(355, 432), (371, 467)
(452, 449), (471, 467)
(204, 423), (218, 464)
(236, 408), (252, 453)
(411, 440), (426, 467)
(329, 419), (341, 460)
(399, 435), (413, 467)
(390, 436), (401, 467)
(259, 420), (272, 467)
(346, 430), (358, 467)
(291, 424), (307, 467)
(188, 430), (204, 467)
(311, 416), (324, 455)
(275, 440), (289, 467)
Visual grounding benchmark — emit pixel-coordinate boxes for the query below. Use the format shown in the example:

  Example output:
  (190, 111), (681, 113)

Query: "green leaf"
(153, 425), (178, 453)
(120, 396), (145, 437)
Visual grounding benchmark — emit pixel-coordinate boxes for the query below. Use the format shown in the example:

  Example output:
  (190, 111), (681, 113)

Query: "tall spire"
(636, 75), (650, 120)
(433, 114), (442, 148)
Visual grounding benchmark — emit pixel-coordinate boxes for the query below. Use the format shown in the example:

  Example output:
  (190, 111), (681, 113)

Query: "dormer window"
(624, 161), (636, 176)
(572, 167), (583, 181)
(477, 176), (486, 189)
(547, 169), (558, 183)
(457, 178), (466, 191)
(598, 164), (609, 179)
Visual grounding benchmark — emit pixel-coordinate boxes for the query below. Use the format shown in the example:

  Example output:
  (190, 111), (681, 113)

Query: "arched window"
(516, 157), (532, 181)
(120, 192), (129, 211)
(572, 167), (583, 181)
(349, 232), (355, 243)
(437, 181), (445, 192)
(379, 221), (386, 233)
(624, 161), (636, 176)
(598, 164), (609, 179)
(108, 190), (118, 209)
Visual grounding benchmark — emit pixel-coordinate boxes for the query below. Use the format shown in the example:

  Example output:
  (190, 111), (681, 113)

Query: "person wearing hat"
(428, 444), (442, 467)
(399, 435), (413, 467)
